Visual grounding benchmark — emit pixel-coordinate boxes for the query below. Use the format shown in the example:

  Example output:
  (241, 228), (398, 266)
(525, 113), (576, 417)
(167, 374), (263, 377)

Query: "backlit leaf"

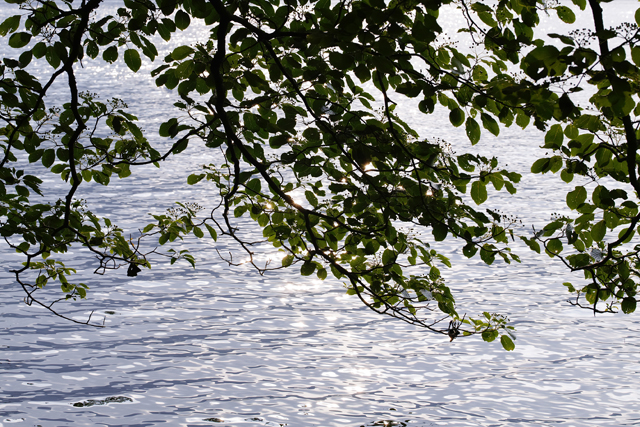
(500, 334), (515, 351)
(556, 6), (576, 23)
(124, 49), (141, 72)
(566, 186), (586, 210)
(449, 108), (464, 127)
(591, 220), (606, 242)
(175, 10), (191, 30)
(481, 113), (499, 136)
(8, 32), (31, 48)
(470, 181), (487, 205)
(171, 46), (194, 61)
(466, 117), (481, 145)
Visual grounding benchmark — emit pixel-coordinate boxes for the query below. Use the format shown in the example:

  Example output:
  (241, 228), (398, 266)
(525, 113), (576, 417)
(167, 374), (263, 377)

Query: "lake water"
(2, 2), (640, 426)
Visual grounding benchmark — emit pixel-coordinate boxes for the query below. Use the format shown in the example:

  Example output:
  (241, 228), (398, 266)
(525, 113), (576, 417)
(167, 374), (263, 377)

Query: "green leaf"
(305, 190), (318, 207)
(124, 49), (141, 72)
(187, 173), (205, 185)
(0, 15), (20, 37)
(300, 261), (316, 276)
(521, 236), (541, 254)
(571, 0), (586, 10)
(621, 297), (636, 314)
(432, 222), (448, 241)
(257, 213), (269, 227)
(449, 108), (464, 127)
(382, 249), (395, 265)
(544, 124), (564, 149)
(477, 11), (497, 27)
(175, 59), (194, 79)
(631, 46), (640, 67)
(564, 125), (579, 139)
(159, 118), (178, 137)
(531, 158), (550, 174)
(470, 181), (487, 205)
(561, 169), (574, 183)
(549, 156), (562, 173)
(41, 149), (55, 168)
(482, 329), (498, 342)
(15, 185), (30, 197)
(157, 22), (172, 41)
(566, 186), (587, 210)
(45, 46), (60, 69)
(556, 6), (576, 23)
(282, 254), (294, 267)
(481, 113), (499, 136)
(500, 334), (515, 351)
(8, 32), (31, 48)
(463, 243), (478, 258)
(171, 46), (194, 61)
(205, 223), (218, 241)
(175, 10), (191, 30)
(103, 46), (118, 63)
(516, 112), (530, 129)
(618, 227), (634, 244)
(193, 226), (204, 238)
(472, 65), (488, 82)
(604, 211), (619, 229)
(546, 238), (563, 256)
(329, 51), (352, 70)
(575, 115), (603, 132)
(32, 42), (46, 58)
(159, 233), (170, 245)
(246, 178), (261, 194)
(86, 40), (99, 59)
(465, 118), (481, 145)
(591, 220), (606, 242)
(16, 241), (30, 253)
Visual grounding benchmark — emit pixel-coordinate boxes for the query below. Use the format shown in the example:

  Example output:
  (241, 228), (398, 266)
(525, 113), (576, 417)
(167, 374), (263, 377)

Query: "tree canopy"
(1, 0), (640, 350)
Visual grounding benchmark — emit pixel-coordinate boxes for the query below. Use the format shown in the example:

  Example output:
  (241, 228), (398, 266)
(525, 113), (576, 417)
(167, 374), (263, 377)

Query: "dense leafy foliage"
(1, 0), (638, 349)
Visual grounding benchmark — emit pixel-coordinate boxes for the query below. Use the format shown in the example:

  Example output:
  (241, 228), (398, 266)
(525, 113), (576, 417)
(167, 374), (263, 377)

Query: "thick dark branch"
(59, 0), (103, 227)
(588, 0), (609, 56)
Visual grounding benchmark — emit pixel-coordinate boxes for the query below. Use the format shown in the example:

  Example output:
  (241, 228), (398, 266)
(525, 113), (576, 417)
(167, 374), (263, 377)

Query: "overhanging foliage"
(1, 0), (639, 350)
